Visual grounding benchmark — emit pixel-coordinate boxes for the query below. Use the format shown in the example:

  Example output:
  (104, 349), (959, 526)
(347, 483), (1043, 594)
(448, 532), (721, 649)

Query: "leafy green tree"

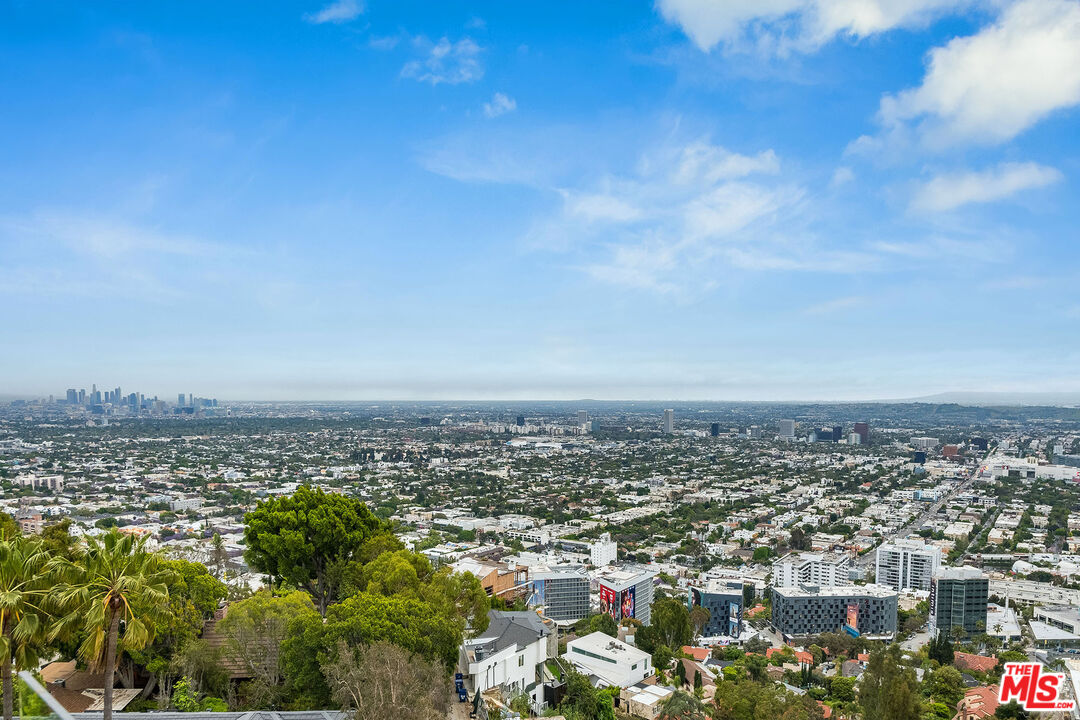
(858, 644), (920, 720)
(589, 613), (618, 638)
(658, 690), (709, 720)
(0, 537), (52, 720)
(652, 644), (674, 672)
(282, 591), (463, 707)
(927, 633), (955, 665)
(651, 597), (693, 650)
(0, 516), (17, 540)
(924, 665), (964, 707)
(51, 531), (175, 720)
(829, 676), (856, 702)
(244, 486), (389, 615)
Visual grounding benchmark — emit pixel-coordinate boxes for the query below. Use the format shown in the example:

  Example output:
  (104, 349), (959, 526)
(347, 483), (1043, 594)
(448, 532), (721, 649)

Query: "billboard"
(728, 602), (740, 636)
(621, 587), (635, 620)
(531, 579), (545, 606)
(690, 588), (703, 608)
(599, 583), (617, 619)
(844, 603), (860, 637)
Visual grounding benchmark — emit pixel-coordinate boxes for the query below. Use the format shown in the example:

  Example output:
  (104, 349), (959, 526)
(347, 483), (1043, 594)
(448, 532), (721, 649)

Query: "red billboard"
(599, 583), (617, 619)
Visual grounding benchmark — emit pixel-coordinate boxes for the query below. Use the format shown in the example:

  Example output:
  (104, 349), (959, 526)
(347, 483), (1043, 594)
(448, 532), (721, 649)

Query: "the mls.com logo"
(998, 663), (1076, 712)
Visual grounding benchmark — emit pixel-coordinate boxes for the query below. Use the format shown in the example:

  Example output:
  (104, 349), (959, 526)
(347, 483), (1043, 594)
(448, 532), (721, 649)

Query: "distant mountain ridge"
(894, 391), (1080, 407)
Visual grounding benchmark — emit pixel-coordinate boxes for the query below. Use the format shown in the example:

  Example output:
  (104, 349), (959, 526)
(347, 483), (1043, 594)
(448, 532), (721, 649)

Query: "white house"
(563, 631), (653, 688)
(460, 610), (554, 712)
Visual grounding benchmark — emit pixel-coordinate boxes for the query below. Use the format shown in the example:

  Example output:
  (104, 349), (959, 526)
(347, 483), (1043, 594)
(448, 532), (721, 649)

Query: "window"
(519, 655), (524, 667)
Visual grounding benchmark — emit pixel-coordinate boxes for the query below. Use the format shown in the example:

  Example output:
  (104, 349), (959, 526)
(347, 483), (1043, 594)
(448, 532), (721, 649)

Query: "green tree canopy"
(244, 486), (389, 615)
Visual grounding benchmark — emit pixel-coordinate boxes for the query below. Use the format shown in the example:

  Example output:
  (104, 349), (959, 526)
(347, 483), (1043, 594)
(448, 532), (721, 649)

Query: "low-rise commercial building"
(563, 631), (653, 688)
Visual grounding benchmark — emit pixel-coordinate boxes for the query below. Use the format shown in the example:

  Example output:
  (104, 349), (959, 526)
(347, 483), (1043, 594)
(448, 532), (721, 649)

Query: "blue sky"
(2, 0), (1079, 401)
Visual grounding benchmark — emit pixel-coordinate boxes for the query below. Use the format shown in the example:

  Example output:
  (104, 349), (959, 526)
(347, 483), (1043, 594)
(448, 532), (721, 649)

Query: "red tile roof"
(681, 646), (710, 662)
(954, 653), (998, 674)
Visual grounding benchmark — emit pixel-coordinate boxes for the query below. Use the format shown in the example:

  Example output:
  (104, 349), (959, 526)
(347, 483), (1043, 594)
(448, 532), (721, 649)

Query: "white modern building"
(595, 566), (657, 625)
(460, 610), (555, 711)
(564, 631), (653, 688)
(663, 409), (674, 434)
(772, 552), (851, 589)
(590, 533), (617, 567)
(875, 539), (942, 592)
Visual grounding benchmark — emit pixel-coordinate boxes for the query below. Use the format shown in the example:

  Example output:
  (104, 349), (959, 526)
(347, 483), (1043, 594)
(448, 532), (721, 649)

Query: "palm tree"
(0, 536), (53, 720)
(50, 532), (175, 720)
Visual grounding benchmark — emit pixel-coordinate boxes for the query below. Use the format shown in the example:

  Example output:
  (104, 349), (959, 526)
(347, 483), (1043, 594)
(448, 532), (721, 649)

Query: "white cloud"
(878, 0), (1080, 147)
(831, 166), (855, 186)
(401, 37), (483, 85)
(304, 0), (363, 25)
(482, 92), (517, 118)
(655, 0), (974, 54)
(911, 161), (1063, 211)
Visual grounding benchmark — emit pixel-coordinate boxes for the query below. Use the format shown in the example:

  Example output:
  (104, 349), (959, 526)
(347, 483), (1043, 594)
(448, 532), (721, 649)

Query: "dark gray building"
(930, 566), (989, 637)
(688, 580), (745, 637)
(530, 568), (590, 622)
(771, 584), (898, 639)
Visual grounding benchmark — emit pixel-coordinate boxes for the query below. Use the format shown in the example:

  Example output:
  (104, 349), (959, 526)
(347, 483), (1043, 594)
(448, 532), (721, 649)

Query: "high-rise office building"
(66, 389), (78, 404)
(930, 567), (989, 637)
(516, 415), (525, 426)
(832, 426), (843, 443)
(577, 410), (588, 426)
(663, 409), (674, 434)
(710, 423), (720, 437)
(875, 539), (942, 592)
(178, 393), (186, 406)
(854, 422), (870, 446)
(779, 419), (796, 439)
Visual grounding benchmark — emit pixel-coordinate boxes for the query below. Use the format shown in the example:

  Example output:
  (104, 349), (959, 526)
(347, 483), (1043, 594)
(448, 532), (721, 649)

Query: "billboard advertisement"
(531, 579), (545, 606)
(621, 587), (635, 620)
(728, 602), (740, 636)
(599, 583), (617, 619)
(844, 603), (860, 637)
(690, 588), (703, 608)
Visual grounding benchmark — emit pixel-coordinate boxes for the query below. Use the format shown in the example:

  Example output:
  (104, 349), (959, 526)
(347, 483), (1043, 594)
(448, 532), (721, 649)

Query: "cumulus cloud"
(911, 161), (1063, 211)
(304, 0), (363, 25)
(482, 92), (517, 118)
(876, 0), (1080, 148)
(655, 0), (974, 54)
(401, 37), (483, 85)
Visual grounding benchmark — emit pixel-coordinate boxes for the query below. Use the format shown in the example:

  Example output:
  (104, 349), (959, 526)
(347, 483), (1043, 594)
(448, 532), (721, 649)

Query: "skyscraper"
(577, 410), (588, 425)
(854, 422), (870, 446)
(178, 393), (186, 406)
(515, 415), (525, 427)
(779, 419), (796, 439)
(710, 423), (720, 437)
(663, 409), (674, 433)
